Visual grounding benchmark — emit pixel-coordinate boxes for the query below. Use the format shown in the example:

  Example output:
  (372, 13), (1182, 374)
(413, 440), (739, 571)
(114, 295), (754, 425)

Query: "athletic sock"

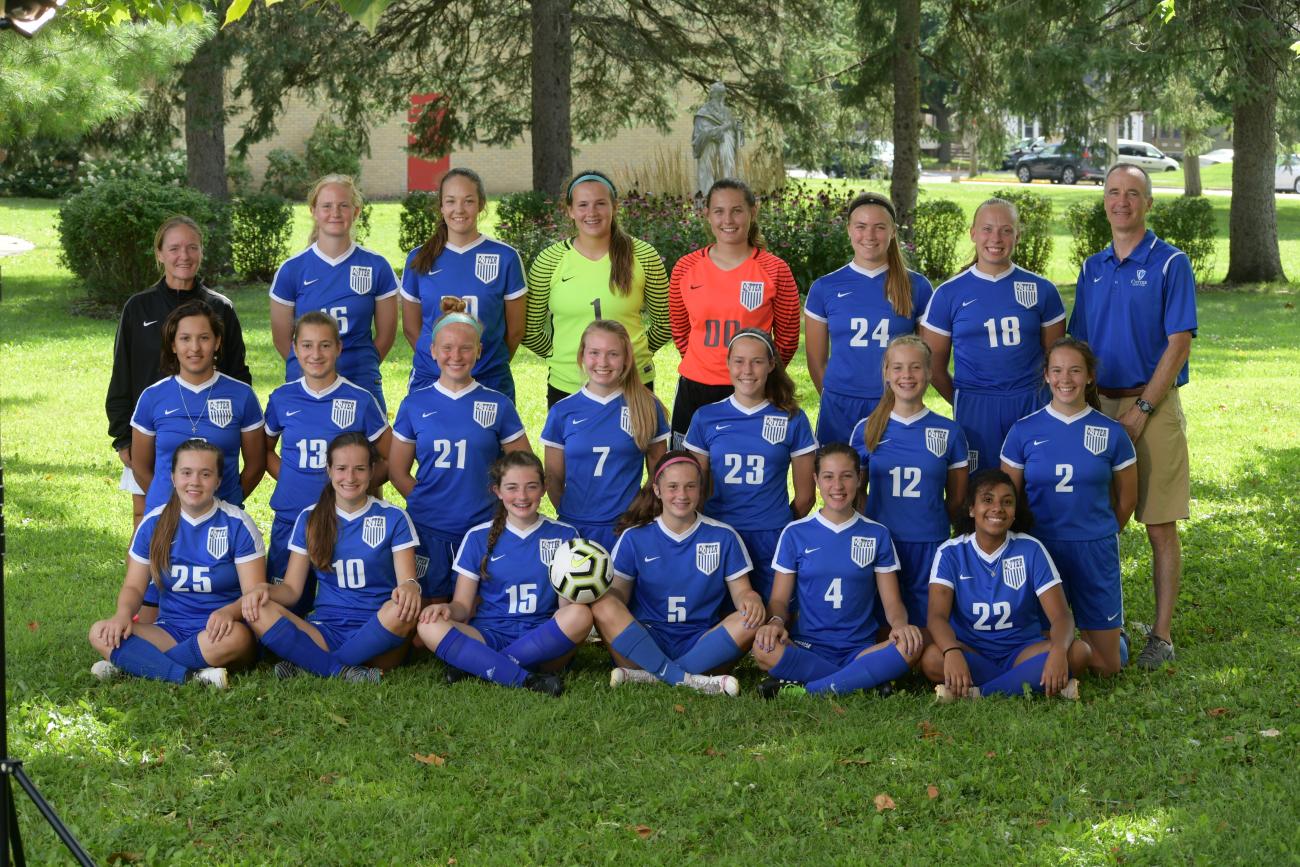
(164, 634), (208, 670)
(110, 636), (188, 684)
(609, 621), (687, 686)
(674, 626), (742, 674)
(768, 643), (841, 683)
(331, 615), (406, 667)
(978, 651), (1050, 696)
(260, 618), (342, 678)
(806, 644), (909, 695)
(500, 619), (577, 669)
(434, 629), (528, 687)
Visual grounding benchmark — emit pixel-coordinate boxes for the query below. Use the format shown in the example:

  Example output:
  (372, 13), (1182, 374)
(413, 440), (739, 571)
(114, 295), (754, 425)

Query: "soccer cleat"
(758, 676), (805, 700)
(683, 673), (740, 696)
(584, 625), (603, 644)
(522, 672), (565, 697)
(934, 684), (982, 703)
(273, 660), (304, 680)
(609, 667), (659, 688)
(191, 667), (229, 689)
(90, 660), (121, 681)
(1136, 634), (1175, 671)
(1057, 678), (1080, 700)
(338, 665), (383, 684)
(444, 666), (471, 685)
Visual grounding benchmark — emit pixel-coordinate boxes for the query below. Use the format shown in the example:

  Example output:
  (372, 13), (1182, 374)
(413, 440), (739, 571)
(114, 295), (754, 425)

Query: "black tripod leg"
(8, 767), (91, 866)
(2, 774), (25, 867)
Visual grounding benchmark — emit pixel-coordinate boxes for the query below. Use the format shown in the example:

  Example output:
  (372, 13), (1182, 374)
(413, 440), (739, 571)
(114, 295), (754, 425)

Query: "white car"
(1275, 155), (1300, 193)
(1115, 140), (1180, 172)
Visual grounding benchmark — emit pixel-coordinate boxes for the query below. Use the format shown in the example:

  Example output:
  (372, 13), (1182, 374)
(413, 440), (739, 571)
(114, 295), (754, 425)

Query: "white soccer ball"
(548, 538), (613, 604)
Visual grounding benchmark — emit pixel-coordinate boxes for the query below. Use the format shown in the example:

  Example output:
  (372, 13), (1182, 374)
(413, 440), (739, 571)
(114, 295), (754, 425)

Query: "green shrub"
(1150, 195), (1216, 284)
(991, 187), (1053, 275)
(496, 191), (564, 268)
(57, 178), (229, 306)
(399, 190), (440, 254)
(910, 199), (967, 281)
(1065, 198), (1111, 271)
(231, 192), (294, 282)
(263, 148), (311, 200)
(755, 186), (853, 290)
(355, 201), (373, 245)
(305, 117), (364, 183)
(227, 155), (254, 198)
(0, 143), (82, 198)
(79, 150), (186, 189)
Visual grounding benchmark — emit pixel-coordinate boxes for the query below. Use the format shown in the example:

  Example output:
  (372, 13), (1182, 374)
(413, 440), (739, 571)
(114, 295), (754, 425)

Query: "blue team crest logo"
(349, 265), (373, 294)
(206, 526), (228, 560)
(331, 398), (357, 428)
(472, 400), (498, 429)
(850, 536), (876, 568)
(968, 449), (979, 472)
(695, 542), (720, 575)
(415, 555), (430, 579)
(1002, 555), (1027, 591)
(739, 281), (765, 312)
(761, 415), (788, 445)
(1083, 424), (1109, 455)
(539, 538), (562, 566)
(619, 406), (632, 436)
(925, 427), (949, 458)
(206, 398), (233, 428)
(474, 253), (500, 284)
(361, 516), (386, 548)
(1013, 281), (1038, 308)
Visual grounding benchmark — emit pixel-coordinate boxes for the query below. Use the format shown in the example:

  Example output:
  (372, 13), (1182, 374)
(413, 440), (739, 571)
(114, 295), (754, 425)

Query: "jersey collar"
(967, 532), (1011, 564)
(179, 501), (220, 526)
(655, 514), (702, 543)
(848, 261), (888, 278)
(727, 394), (771, 415)
(506, 517), (546, 539)
(889, 407), (931, 425)
(1105, 230), (1158, 265)
(175, 372), (220, 393)
(298, 376), (344, 399)
(967, 264), (1014, 282)
(433, 380), (481, 400)
(814, 511), (863, 533)
(336, 496), (378, 520)
(443, 234), (487, 255)
(579, 385), (623, 405)
(310, 242), (357, 266)
(1045, 404), (1093, 424)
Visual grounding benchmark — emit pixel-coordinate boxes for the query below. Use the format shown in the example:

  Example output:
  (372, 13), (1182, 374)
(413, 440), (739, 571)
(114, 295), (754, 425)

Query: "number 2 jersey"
(289, 497), (418, 622)
(129, 499), (264, 626)
(929, 532), (1061, 657)
(453, 516), (580, 629)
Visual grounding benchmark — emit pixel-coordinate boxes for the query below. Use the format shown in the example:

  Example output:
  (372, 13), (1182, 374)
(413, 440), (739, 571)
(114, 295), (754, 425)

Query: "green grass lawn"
(2, 199), (1299, 864)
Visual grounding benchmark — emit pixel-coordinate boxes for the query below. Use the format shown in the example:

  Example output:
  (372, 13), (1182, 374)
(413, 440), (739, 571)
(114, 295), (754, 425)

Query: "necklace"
(176, 375), (217, 434)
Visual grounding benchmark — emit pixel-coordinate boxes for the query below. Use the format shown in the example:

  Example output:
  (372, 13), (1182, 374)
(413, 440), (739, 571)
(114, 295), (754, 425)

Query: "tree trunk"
(890, 0), (921, 238)
(181, 28), (228, 201)
(1225, 26), (1285, 284)
(530, 0), (573, 197)
(1182, 137), (1202, 197)
(933, 101), (952, 165)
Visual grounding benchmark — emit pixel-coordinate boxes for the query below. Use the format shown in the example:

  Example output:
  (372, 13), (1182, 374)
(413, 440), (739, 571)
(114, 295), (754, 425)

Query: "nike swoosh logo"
(1033, 438), (1048, 445)
(490, 554), (506, 561)
(644, 555), (660, 562)
(143, 320), (158, 327)
(961, 299), (977, 307)
(1093, 275), (1104, 283)
(803, 547), (820, 554)
(429, 269), (442, 276)
(164, 408), (180, 415)
(571, 418), (588, 425)
(422, 411), (438, 418)
(304, 278), (320, 285)
(837, 291), (852, 298)
(877, 439), (890, 445)
(689, 284), (703, 290)
(1107, 612), (1120, 621)
(285, 410), (301, 416)
(716, 424), (731, 430)
(561, 276), (574, 282)
(959, 575), (971, 581)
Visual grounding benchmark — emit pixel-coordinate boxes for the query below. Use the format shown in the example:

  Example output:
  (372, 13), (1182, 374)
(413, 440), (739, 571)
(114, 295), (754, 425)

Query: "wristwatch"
(1135, 397), (1155, 415)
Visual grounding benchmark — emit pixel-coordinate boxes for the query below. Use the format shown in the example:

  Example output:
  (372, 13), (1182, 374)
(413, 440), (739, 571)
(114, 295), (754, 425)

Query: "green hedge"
(399, 191), (440, 254)
(990, 188), (1053, 276)
(1150, 196), (1216, 284)
(911, 199), (967, 281)
(231, 192), (294, 283)
(1065, 198), (1111, 271)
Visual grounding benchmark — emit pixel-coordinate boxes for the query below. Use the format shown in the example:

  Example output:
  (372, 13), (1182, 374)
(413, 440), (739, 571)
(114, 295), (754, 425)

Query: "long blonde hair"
(576, 320), (663, 451)
(860, 335), (932, 452)
(307, 174), (365, 245)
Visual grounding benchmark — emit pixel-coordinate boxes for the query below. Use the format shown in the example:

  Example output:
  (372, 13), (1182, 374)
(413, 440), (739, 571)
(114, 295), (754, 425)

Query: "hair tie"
(726, 327), (777, 359)
(567, 173), (617, 198)
(431, 312), (483, 339)
(653, 455), (700, 482)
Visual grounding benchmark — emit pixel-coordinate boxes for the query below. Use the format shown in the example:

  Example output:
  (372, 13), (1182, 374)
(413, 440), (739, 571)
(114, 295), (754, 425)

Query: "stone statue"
(692, 82), (743, 196)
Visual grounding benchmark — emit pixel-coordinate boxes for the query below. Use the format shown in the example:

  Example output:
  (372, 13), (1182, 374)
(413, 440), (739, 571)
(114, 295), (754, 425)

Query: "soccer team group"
(89, 162), (1197, 701)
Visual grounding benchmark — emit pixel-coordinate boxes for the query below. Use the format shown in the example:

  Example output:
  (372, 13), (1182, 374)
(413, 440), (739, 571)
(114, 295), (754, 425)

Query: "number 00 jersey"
(453, 516), (579, 628)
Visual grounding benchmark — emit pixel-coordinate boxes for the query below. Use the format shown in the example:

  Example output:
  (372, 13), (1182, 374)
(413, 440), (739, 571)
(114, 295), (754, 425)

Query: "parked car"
(1115, 140), (1180, 172)
(1015, 143), (1106, 185)
(1001, 137), (1044, 170)
(822, 140), (921, 179)
(1275, 154), (1300, 193)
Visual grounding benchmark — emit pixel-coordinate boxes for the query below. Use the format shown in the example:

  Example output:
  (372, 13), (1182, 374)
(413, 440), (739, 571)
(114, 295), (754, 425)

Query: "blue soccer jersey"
(401, 236), (527, 391)
(1069, 231), (1198, 390)
(851, 408), (968, 543)
(921, 265), (1065, 392)
(929, 532), (1061, 657)
(391, 381), (525, 537)
(611, 515), (752, 634)
(772, 511), (899, 653)
(804, 263), (933, 399)
(265, 377), (389, 516)
(130, 373), (264, 510)
(289, 497), (418, 622)
(269, 243), (399, 394)
(684, 396), (817, 531)
(540, 387), (670, 526)
(1000, 406), (1136, 541)
(453, 516), (579, 628)
(129, 499), (264, 626)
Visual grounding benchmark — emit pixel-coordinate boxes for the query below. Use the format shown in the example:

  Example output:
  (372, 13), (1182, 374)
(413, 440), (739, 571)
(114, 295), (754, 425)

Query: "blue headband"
(568, 173), (617, 198)
(431, 312), (483, 339)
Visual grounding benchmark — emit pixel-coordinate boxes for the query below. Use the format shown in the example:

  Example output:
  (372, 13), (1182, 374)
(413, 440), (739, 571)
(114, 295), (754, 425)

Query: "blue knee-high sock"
(164, 634), (208, 670)
(674, 626), (742, 674)
(331, 615), (407, 667)
(768, 643), (841, 683)
(806, 645), (909, 695)
(979, 651), (1050, 696)
(609, 621), (687, 685)
(110, 636), (188, 684)
(434, 629), (528, 687)
(501, 619), (577, 669)
(261, 618), (342, 677)
(1120, 632), (1130, 667)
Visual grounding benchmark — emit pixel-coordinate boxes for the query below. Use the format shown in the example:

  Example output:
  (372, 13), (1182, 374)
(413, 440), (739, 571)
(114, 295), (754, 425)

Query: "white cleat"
(191, 667), (229, 689)
(610, 667), (659, 688)
(934, 684), (982, 703)
(1057, 678), (1080, 701)
(90, 660), (121, 681)
(683, 673), (740, 696)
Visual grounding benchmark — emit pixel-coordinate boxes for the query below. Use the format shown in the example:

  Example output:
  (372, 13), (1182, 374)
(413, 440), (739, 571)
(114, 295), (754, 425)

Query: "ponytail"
(727, 329), (799, 417)
(478, 451), (546, 580)
(577, 320), (665, 451)
(862, 335), (932, 452)
(567, 169), (634, 295)
(412, 168), (486, 274)
(307, 432), (378, 571)
(148, 439), (224, 585)
(846, 192), (911, 316)
(615, 450), (702, 535)
(705, 178), (765, 249)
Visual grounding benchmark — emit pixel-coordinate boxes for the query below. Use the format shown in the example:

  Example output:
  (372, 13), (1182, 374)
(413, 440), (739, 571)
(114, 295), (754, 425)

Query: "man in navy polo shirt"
(1069, 163), (1196, 671)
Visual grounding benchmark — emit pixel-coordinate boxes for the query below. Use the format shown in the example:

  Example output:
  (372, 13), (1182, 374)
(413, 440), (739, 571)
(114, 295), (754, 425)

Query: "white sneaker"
(191, 667), (228, 689)
(610, 667), (659, 687)
(683, 673), (740, 696)
(934, 684), (982, 703)
(1057, 678), (1081, 700)
(90, 660), (120, 681)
